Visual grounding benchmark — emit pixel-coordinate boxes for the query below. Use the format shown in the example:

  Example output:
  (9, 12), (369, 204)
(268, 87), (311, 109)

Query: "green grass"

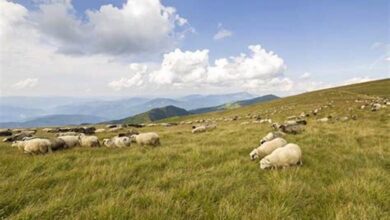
(0, 79), (389, 219)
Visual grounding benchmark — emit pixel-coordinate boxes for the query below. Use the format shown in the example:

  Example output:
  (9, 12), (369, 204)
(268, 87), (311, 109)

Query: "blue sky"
(1, 0), (389, 97)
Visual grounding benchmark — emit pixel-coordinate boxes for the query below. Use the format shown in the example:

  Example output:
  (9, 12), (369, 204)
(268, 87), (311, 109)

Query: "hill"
(0, 114), (106, 128)
(0, 79), (388, 219)
(111, 105), (191, 124)
(189, 94), (279, 114)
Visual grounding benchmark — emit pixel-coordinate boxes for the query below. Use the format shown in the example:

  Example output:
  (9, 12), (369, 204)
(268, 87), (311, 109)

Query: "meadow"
(0, 79), (389, 219)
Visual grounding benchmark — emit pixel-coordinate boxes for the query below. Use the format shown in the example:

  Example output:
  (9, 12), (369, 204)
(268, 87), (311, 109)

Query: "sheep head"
(249, 148), (259, 160)
(260, 158), (272, 169)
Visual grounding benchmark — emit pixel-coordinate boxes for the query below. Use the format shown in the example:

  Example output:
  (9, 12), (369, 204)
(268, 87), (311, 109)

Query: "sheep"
(79, 134), (100, 147)
(279, 124), (305, 134)
(192, 125), (206, 134)
(130, 132), (160, 146)
(12, 138), (52, 154)
(95, 128), (106, 133)
(317, 117), (330, 122)
(58, 135), (80, 148)
(56, 132), (78, 137)
(250, 137), (288, 160)
(103, 136), (131, 148)
(259, 131), (286, 145)
(260, 143), (302, 169)
(0, 129), (12, 136)
(50, 138), (66, 151)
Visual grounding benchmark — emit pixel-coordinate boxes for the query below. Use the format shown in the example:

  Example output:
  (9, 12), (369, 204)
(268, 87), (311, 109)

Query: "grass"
(0, 79), (389, 219)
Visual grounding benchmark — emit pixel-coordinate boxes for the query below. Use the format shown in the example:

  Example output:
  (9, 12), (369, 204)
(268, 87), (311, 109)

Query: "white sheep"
(58, 135), (80, 148)
(103, 136), (131, 148)
(192, 125), (206, 134)
(79, 134), (100, 148)
(260, 143), (302, 169)
(95, 128), (106, 133)
(259, 131), (285, 144)
(317, 117), (329, 122)
(250, 137), (287, 160)
(12, 138), (52, 154)
(130, 132), (160, 146)
(56, 132), (78, 137)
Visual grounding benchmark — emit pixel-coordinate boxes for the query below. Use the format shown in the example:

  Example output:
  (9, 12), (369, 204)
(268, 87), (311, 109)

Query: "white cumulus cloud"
(30, 0), (191, 55)
(12, 78), (39, 89)
(109, 44), (288, 93)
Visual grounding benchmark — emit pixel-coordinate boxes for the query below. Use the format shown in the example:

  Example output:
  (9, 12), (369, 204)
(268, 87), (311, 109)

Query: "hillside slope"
(111, 105), (190, 124)
(0, 79), (388, 219)
(189, 94), (279, 114)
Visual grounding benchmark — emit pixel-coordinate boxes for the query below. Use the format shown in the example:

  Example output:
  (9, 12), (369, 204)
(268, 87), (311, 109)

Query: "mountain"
(0, 114), (106, 128)
(53, 97), (151, 119)
(0, 105), (46, 122)
(48, 92), (254, 120)
(111, 105), (191, 124)
(189, 94), (279, 114)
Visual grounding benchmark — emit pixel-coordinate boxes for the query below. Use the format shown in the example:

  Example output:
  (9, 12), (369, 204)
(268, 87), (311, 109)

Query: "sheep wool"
(260, 143), (302, 169)
(250, 137), (287, 160)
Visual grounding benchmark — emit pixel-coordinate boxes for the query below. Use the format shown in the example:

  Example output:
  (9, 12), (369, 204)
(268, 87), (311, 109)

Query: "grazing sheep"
(279, 124), (305, 134)
(317, 117), (330, 122)
(56, 132), (78, 137)
(250, 137), (288, 160)
(130, 132), (160, 146)
(95, 128), (106, 133)
(102, 139), (115, 148)
(79, 134), (100, 147)
(103, 136), (131, 148)
(3, 131), (35, 142)
(50, 138), (67, 151)
(371, 103), (381, 111)
(42, 128), (54, 132)
(192, 125), (206, 134)
(13, 138), (52, 154)
(0, 129), (12, 136)
(58, 135), (80, 148)
(260, 131), (286, 144)
(260, 143), (302, 169)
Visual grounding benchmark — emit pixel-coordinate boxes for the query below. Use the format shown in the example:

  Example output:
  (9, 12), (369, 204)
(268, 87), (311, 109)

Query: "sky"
(0, 0), (389, 97)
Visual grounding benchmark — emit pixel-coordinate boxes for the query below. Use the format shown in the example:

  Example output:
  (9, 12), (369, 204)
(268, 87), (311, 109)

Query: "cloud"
(109, 44), (288, 93)
(29, 0), (191, 56)
(12, 78), (39, 89)
(108, 64), (147, 90)
(213, 23), (233, 40)
(343, 76), (375, 85)
(299, 72), (311, 80)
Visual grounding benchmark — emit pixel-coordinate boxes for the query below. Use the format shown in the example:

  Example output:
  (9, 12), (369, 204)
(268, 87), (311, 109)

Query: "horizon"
(1, 0), (389, 97)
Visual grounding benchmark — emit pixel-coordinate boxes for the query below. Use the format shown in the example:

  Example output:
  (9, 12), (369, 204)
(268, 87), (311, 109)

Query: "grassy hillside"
(189, 94), (279, 114)
(111, 105), (190, 124)
(0, 79), (389, 219)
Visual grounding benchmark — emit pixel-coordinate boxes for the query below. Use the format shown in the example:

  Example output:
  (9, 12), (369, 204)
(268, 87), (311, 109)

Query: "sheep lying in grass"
(58, 135), (80, 148)
(12, 138), (52, 154)
(250, 137), (287, 160)
(79, 134), (100, 147)
(260, 131), (285, 144)
(103, 136), (131, 148)
(130, 132), (160, 146)
(192, 124), (217, 134)
(260, 143), (302, 169)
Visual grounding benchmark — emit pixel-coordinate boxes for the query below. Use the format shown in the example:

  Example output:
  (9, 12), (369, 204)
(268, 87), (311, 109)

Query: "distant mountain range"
(111, 106), (190, 124)
(0, 93), (279, 128)
(0, 92), (254, 123)
(0, 114), (106, 128)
